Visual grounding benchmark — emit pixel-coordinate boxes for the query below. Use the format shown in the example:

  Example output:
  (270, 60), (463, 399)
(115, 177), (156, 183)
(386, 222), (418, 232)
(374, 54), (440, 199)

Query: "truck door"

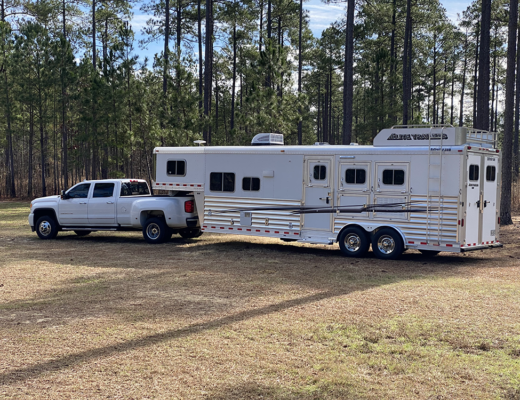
(481, 156), (499, 244)
(303, 157), (333, 231)
(59, 183), (91, 225)
(88, 182), (116, 225)
(465, 154), (481, 245)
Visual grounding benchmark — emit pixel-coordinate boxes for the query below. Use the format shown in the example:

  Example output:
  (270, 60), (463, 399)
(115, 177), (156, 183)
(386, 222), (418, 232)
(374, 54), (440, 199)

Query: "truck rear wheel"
(143, 218), (169, 244)
(179, 228), (203, 239)
(371, 228), (404, 260)
(338, 227), (369, 257)
(36, 216), (59, 240)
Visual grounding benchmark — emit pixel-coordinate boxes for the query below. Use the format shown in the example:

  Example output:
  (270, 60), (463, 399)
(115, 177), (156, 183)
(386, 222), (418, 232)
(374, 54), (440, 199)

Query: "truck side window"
(486, 166), (495, 182)
(67, 183), (91, 198)
(469, 165), (479, 181)
(167, 160), (186, 176)
(345, 169), (366, 184)
(93, 183), (115, 198)
(120, 182), (150, 196)
(243, 177), (260, 191)
(313, 165), (326, 180)
(382, 169), (405, 185)
(210, 173), (235, 192)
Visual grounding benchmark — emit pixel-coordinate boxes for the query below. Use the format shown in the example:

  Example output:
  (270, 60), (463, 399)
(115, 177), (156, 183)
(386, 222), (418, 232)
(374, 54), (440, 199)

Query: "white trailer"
(153, 125), (502, 259)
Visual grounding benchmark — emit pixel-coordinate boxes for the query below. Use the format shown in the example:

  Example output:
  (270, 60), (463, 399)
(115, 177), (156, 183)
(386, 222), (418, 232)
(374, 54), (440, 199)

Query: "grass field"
(1, 201), (520, 399)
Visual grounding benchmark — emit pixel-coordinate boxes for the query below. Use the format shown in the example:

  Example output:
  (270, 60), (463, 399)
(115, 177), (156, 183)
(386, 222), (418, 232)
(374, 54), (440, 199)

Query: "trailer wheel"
(371, 228), (404, 260)
(179, 228), (203, 239)
(419, 250), (440, 257)
(338, 227), (369, 257)
(36, 216), (59, 240)
(74, 231), (91, 237)
(143, 218), (168, 244)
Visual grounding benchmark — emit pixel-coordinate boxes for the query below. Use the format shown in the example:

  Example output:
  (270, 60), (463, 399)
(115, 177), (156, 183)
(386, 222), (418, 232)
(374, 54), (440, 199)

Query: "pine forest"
(1, 0), (519, 223)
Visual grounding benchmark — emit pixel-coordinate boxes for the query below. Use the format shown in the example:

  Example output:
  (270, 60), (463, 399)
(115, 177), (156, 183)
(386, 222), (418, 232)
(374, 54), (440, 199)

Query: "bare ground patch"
(1, 201), (520, 399)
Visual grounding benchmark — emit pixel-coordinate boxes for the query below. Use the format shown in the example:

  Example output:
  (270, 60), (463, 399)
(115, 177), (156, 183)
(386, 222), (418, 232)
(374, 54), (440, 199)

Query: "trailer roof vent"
(314, 142), (329, 146)
(251, 133), (284, 146)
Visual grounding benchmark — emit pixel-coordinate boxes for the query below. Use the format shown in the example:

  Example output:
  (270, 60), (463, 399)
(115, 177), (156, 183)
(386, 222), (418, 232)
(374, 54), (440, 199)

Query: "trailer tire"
(143, 217), (169, 244)
(338, 227), (370, 257)
(36, 216), (59, 240)
(419, 250), (440, 256)
(179, 228), (203, 239)
(74, 231), (91, 237)
(371, 228), (404, 260)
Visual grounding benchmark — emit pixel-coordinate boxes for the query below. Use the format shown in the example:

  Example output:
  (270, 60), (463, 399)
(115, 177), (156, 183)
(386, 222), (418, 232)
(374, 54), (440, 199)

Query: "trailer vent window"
(382, 169), (405, 185)
(210, 172), (235, 192)
(486, 166), (496, 182)
(345, 169), (366, 184)
(243, 177), (260, 191)
(313, 165), (327, 180)
(167, 160), (186, 176)
(469, 165), (479, 181)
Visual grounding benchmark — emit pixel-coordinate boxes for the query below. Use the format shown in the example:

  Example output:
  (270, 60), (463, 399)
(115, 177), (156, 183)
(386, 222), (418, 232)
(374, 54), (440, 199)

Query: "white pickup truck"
(28, 179), (201, 243)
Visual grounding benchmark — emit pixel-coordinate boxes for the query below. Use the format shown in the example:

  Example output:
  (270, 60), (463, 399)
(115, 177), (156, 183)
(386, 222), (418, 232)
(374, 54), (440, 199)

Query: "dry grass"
(1, 200), (520, 399)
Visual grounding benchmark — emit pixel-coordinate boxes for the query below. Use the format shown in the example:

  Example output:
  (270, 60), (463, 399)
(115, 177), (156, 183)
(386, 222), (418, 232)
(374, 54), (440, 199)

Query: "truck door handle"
(106, 201), (114, 204)
(79, 202), (87, 205)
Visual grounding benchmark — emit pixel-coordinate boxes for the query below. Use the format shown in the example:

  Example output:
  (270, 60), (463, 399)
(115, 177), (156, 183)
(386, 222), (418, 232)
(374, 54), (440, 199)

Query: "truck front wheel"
(143, 218), (168, 244)
(36, 216), (59, 240)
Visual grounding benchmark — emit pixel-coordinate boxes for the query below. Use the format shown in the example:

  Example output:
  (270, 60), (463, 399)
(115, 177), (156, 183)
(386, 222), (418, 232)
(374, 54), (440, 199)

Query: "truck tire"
(338, 226), (369, 257)
(74, 231), (91, 237)
(371, 228), (404, 260)
(179, 228), (203, 239)
(36, 216), (59, 240)
(143, 217), (169, 244)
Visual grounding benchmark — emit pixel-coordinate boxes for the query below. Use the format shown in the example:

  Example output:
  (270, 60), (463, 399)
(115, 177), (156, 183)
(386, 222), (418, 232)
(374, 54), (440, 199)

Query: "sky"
(130, 0), (473, 60)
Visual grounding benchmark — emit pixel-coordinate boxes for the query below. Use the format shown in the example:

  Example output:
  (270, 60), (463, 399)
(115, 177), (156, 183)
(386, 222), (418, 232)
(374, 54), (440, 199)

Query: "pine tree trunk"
(231, 16), (237, 131)
(432, 33), (437, 124)
(163, 0), (170, 94)
(203, 0), (213, 144)
(198, 0), (202, 117)
(500, 0), (517, 226)
(473, 22), (479, 126)
(259, 0), (263, 52)
(342, 0), (354, 144)
(459, 33), (467, 127)
(402, 0), (411, 124)
(476, 0), (491, 131)
(297, 0), (302, 144)
(514, 22), (520, 174)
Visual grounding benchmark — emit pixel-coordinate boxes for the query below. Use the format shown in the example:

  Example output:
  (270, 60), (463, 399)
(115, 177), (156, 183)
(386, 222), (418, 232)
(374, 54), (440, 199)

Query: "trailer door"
(465, 154), (481, 245)
(303, 157), (333, 231)
(481, 156), (499, 244)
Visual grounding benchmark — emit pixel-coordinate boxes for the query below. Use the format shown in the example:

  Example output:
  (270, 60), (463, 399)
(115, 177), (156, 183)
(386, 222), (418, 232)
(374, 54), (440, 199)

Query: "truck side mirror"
(61, 190), (68, 200)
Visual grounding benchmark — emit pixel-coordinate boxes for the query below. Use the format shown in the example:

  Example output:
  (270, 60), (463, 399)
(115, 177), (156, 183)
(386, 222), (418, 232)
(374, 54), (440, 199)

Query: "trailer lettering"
(387, 133), (448, 141)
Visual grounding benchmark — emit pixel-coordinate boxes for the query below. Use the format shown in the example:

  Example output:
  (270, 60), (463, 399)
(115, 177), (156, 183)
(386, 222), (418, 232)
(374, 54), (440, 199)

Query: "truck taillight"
(185, 200), (195, 213)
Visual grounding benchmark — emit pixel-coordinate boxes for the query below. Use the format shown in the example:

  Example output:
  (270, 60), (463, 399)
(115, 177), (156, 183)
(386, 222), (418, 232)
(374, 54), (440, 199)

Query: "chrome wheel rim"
(146, 223), (161, 240)
(344, 233), (362, 252)
(377, 235), (395, 255)
(39, 221), (52, 236)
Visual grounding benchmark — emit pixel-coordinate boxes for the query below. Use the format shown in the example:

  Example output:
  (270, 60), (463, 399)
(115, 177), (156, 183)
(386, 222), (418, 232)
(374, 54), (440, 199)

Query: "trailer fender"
(336, 223), (406, 247)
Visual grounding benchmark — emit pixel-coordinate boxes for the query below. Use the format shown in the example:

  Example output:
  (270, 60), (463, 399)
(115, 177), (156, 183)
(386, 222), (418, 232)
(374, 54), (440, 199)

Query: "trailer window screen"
(167, 160), (186, 176)
(243, 177), (260, 191)
(486, 165), (496, 182)
(469, 165), (479, 181)
(210, 172), (235, 192)
(313, 165), (326, 180)
(93, 183), (114, 198)
(382, 169), (405, 185)
(345, 169), (366, 184)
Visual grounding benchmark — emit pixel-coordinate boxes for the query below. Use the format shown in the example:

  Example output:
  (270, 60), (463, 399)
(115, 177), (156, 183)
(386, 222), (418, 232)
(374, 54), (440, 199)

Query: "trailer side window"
(469, 165), (479, 181)
(382, 169), (405, 185)
(486, 166), (496, 182)
(210, 172), (235, 192)
(313, 165), (327, 180)
(242, 177), (260, 191)
(167, 160), (186, 176)
(345, 169), (366, 184)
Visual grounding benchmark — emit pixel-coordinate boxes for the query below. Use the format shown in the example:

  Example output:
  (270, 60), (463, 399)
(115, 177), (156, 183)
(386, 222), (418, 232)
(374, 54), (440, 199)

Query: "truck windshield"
(120, 182), (150, 196)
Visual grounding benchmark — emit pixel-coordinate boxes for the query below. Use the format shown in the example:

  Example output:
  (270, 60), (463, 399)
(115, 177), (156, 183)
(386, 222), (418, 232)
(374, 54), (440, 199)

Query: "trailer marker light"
(229, 227), (233, 230)
(156, 183), (160, 186)
(473, 243), (476, 246)
(169, 184), (173, 186)
(220, 227), (224, 229)
(284, 232), (289, 234)
(294, 232), (299, 235)
(238, 228), (242, 231)
(461, 219), (464, 227)
(256, 230), (261, 232)
(275, 231), (279, 234)
(247, 229), (251, 231)
(496, 150), (500, 153)
(408, 241), (414, 244)
(467, 146), (472, 150)
(446, 244), (453, 247)
(197, 185), (202, 187)
(458, 150), (463, 152)
(211, 226), (216, 229)
(265, 230), (270, 233)
(183, 184), (187, 186)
